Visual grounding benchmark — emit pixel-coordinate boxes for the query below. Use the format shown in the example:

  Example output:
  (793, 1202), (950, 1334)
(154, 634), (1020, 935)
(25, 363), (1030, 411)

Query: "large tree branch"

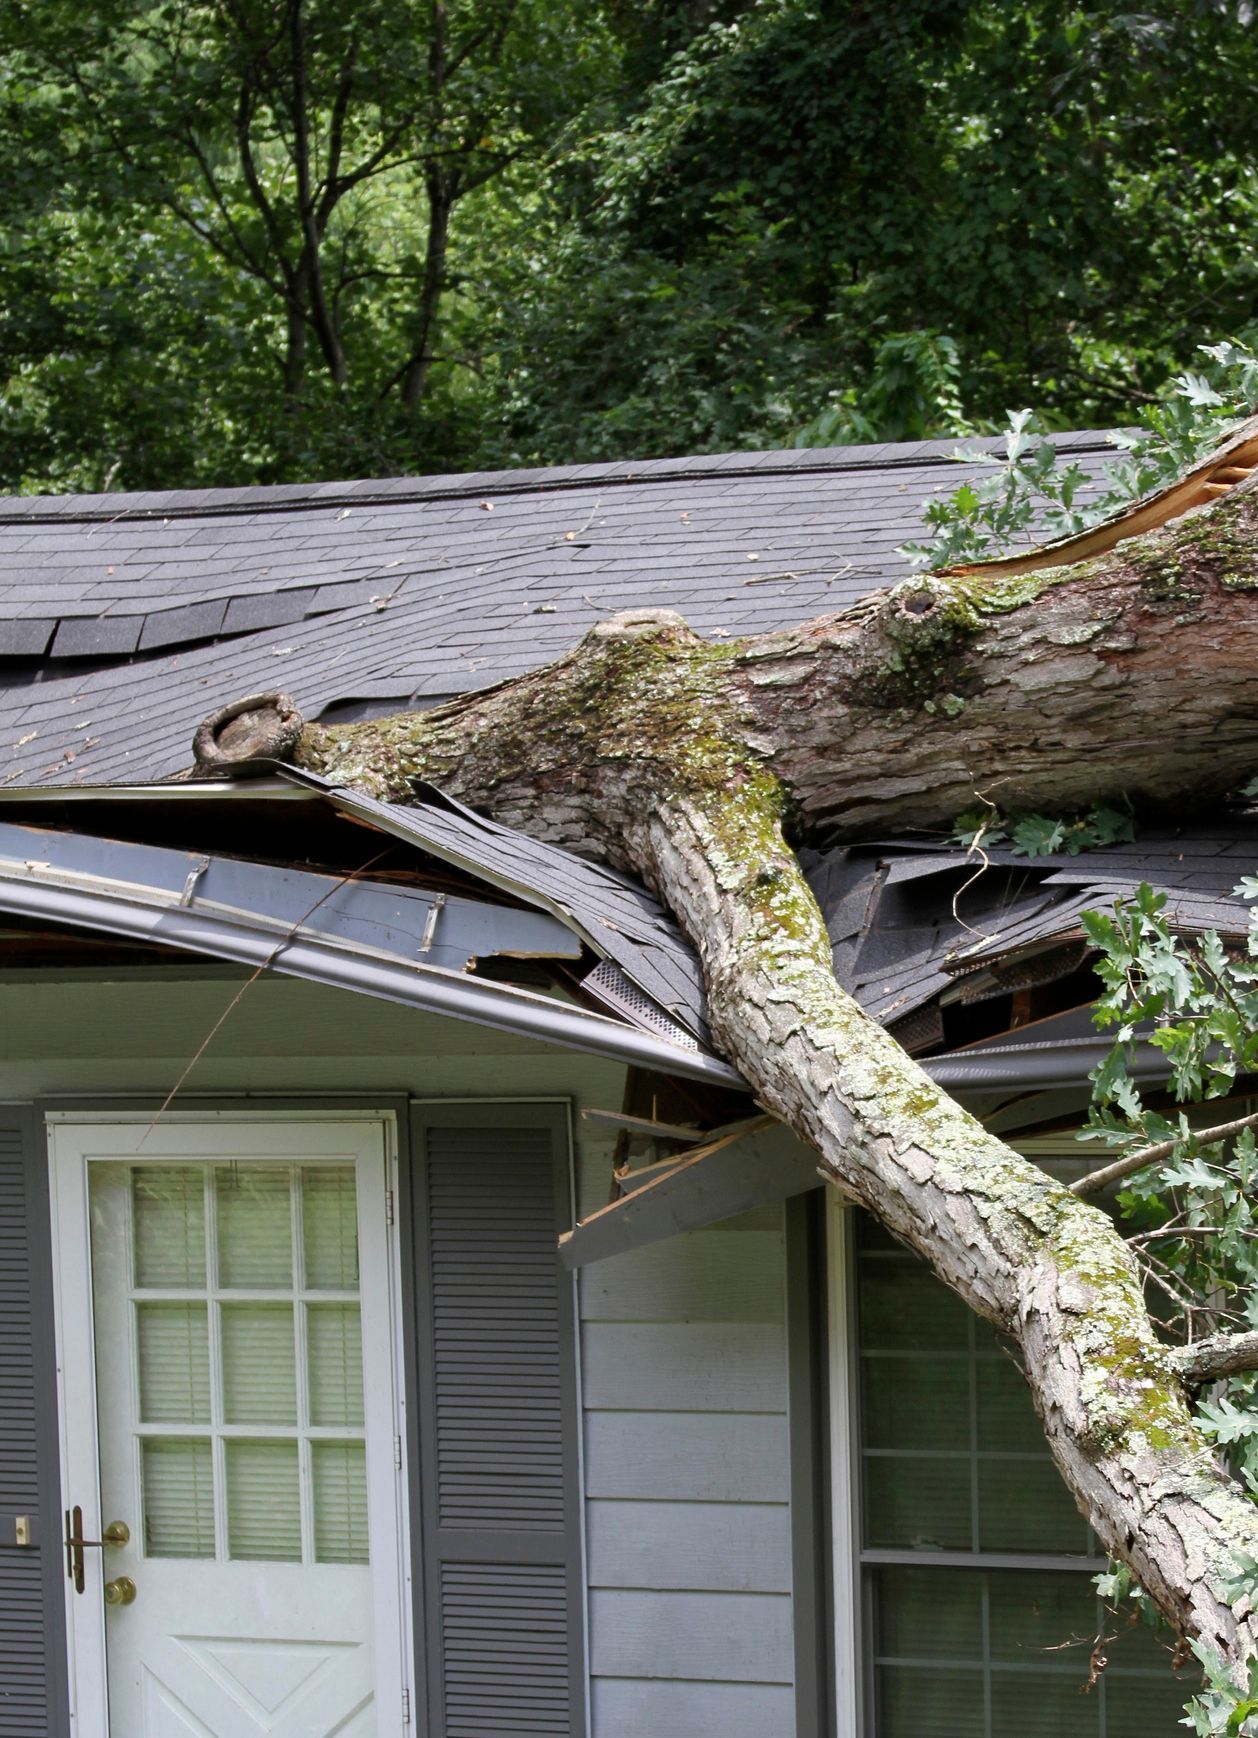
(197, 458), (1258, 1672)
(1175, 1332), (1258, 1385)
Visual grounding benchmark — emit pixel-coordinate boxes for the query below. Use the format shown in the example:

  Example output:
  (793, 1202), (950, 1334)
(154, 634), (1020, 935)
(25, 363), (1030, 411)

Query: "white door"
(49, 1115), (411, 1738)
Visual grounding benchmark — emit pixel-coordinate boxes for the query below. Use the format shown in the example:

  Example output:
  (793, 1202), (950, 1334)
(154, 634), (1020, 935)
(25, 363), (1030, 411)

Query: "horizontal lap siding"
(591, 1677), (796, 1738)
(0, 1112), (62, 1736)
(578, 1185), (795, 1738)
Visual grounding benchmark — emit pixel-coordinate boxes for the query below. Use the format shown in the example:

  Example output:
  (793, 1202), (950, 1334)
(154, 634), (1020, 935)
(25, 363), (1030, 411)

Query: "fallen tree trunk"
(211, 466), (1258, 1670)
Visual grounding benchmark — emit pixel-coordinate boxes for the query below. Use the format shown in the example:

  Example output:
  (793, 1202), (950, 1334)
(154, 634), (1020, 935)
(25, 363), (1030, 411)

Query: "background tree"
(0, 0), (609, 483)
(3, 0), (1258, 487)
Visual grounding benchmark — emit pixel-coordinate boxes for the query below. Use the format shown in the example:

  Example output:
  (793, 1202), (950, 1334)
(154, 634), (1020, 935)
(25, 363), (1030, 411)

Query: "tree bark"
(270, 473), (1258, 1671)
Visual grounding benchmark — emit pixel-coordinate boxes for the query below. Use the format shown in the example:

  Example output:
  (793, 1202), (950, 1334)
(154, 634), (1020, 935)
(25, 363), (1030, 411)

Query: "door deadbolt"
(104, 1576), (137, 1607)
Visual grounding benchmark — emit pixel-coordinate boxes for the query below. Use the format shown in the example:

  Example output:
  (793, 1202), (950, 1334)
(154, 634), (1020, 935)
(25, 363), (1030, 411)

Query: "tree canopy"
(3, 0), (1258, 490)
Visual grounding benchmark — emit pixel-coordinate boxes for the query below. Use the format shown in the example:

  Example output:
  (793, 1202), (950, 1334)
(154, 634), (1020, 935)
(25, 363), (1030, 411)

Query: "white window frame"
(46, 1108), (414, 1738)
(827, 1189), (861, 1734)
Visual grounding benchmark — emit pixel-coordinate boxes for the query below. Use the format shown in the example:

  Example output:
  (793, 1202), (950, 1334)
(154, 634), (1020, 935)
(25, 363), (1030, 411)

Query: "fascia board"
(0, 867), (745, 1087)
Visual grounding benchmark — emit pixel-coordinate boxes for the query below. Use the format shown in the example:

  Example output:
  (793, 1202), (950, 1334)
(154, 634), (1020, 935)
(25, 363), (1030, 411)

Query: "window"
(106, 1160), (367, 1566)
(855, 1210), (1193, 1735)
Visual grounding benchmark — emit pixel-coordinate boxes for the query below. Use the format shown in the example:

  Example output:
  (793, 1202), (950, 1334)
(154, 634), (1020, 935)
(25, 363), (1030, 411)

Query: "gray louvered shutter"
(410, 1103), (585, 1738)
(0, 1108), (66, 1736)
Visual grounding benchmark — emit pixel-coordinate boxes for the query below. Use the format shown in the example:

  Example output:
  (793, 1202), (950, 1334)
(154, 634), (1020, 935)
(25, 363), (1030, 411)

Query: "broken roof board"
(276, 766), (711, 1047)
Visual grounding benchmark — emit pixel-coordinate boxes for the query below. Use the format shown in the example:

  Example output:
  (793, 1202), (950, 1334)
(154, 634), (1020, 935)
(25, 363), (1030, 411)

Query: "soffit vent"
(581, 957), (701, 1052)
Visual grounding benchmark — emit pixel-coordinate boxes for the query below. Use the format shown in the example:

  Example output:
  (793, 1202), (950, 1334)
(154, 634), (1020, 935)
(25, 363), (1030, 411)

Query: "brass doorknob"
(102, 1521), (130, 1547)
(104, 1576), (137, 1606)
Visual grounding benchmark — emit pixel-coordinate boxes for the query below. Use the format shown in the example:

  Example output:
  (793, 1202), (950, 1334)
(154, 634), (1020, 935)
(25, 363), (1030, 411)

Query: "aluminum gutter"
(924, 1035), (1170, 1089)
(0, 856), (744, 1088)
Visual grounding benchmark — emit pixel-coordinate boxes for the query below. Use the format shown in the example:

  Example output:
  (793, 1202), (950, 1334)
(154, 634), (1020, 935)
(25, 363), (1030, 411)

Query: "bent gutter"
(0, 869), (744, 1089)
(0, 861), (1153, 1095)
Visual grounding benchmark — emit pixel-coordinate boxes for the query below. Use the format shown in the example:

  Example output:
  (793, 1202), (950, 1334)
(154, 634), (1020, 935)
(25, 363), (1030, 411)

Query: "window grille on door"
(102, 1161), (368, 1569)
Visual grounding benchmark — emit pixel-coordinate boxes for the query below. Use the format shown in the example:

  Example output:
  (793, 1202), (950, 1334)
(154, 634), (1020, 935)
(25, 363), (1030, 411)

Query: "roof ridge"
(0, 431), (1120, 526)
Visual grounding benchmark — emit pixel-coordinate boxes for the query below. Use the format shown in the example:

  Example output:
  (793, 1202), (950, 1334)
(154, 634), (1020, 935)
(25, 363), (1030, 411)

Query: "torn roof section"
(803, 822), (1258, 1058)
(1, 766), (1254, 1097)
(0, 434), (1254, 1101)
(0, 776), (739, 1086)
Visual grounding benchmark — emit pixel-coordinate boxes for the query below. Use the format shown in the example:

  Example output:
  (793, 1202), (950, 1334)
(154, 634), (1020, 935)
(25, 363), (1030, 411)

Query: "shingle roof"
(0, 429), (1252, 1082)
(0, 431), (1115, 788)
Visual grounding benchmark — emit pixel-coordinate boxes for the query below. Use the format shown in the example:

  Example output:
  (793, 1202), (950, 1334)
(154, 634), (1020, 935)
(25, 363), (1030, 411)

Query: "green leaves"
(948, 801), (1135, 857)
(1079, 872), (1258, 1571)
(1184, 1639), (1258, 1735)
(907, 331), (1258, 571)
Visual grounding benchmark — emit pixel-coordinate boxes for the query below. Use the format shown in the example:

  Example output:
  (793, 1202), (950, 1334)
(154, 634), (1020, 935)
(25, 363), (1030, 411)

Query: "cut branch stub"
(192, 693), (305, 776)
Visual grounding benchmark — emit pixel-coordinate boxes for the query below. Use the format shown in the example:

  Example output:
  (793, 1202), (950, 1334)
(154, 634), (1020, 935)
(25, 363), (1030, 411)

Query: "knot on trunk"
(585, 608), (698, 648)
(882, 577), (961, 642)
(192, 692), (305, 776)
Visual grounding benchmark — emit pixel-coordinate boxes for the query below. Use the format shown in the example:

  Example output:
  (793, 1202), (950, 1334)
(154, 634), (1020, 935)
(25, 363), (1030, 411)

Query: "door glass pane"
(142, 1438), (215, 1558)
(94, 1154), (379, 1578)
(137, 1303), (210, 1424)
(221, 1304), (297, 1425)
(303, 1165), (359, 1289)
(308, 1304), (364, 1427)
(312, 1442), (369, 1565)
(133, 1166), (206, 1287)
(216, 1165), (292, 1288)
(225, 1440), (301, 1561)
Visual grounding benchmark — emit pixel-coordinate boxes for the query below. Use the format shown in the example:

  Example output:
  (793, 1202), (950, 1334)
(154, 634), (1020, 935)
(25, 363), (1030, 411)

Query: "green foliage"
(1184, 1643), (1258, 1735)
(793, 330), (971, 448)
(906, 336), (1258, 569)
(5, 1), (1258, 484)
(1081, 881), (1258, 1730)
(950, 800), (1135, 857)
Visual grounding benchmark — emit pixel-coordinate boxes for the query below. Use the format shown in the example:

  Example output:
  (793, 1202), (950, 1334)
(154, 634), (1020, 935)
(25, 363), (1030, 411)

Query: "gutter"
(0, 860), (744, 1089)
(924, 1035), (1169, 1090)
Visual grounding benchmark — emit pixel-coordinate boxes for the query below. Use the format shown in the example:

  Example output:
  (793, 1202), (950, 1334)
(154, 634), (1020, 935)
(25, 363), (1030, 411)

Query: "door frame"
(46, 1107), (414, 1738)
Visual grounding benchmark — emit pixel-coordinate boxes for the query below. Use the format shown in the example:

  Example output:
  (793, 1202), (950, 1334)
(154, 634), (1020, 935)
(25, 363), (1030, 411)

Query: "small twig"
(950, 785), (1011, 945)
(1072, 1108), (1258, 1197)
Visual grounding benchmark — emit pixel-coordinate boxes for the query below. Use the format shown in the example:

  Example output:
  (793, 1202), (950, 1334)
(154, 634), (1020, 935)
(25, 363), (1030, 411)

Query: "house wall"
(0, 969), (803, 1737)
(576, 1170), (796, 1738)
